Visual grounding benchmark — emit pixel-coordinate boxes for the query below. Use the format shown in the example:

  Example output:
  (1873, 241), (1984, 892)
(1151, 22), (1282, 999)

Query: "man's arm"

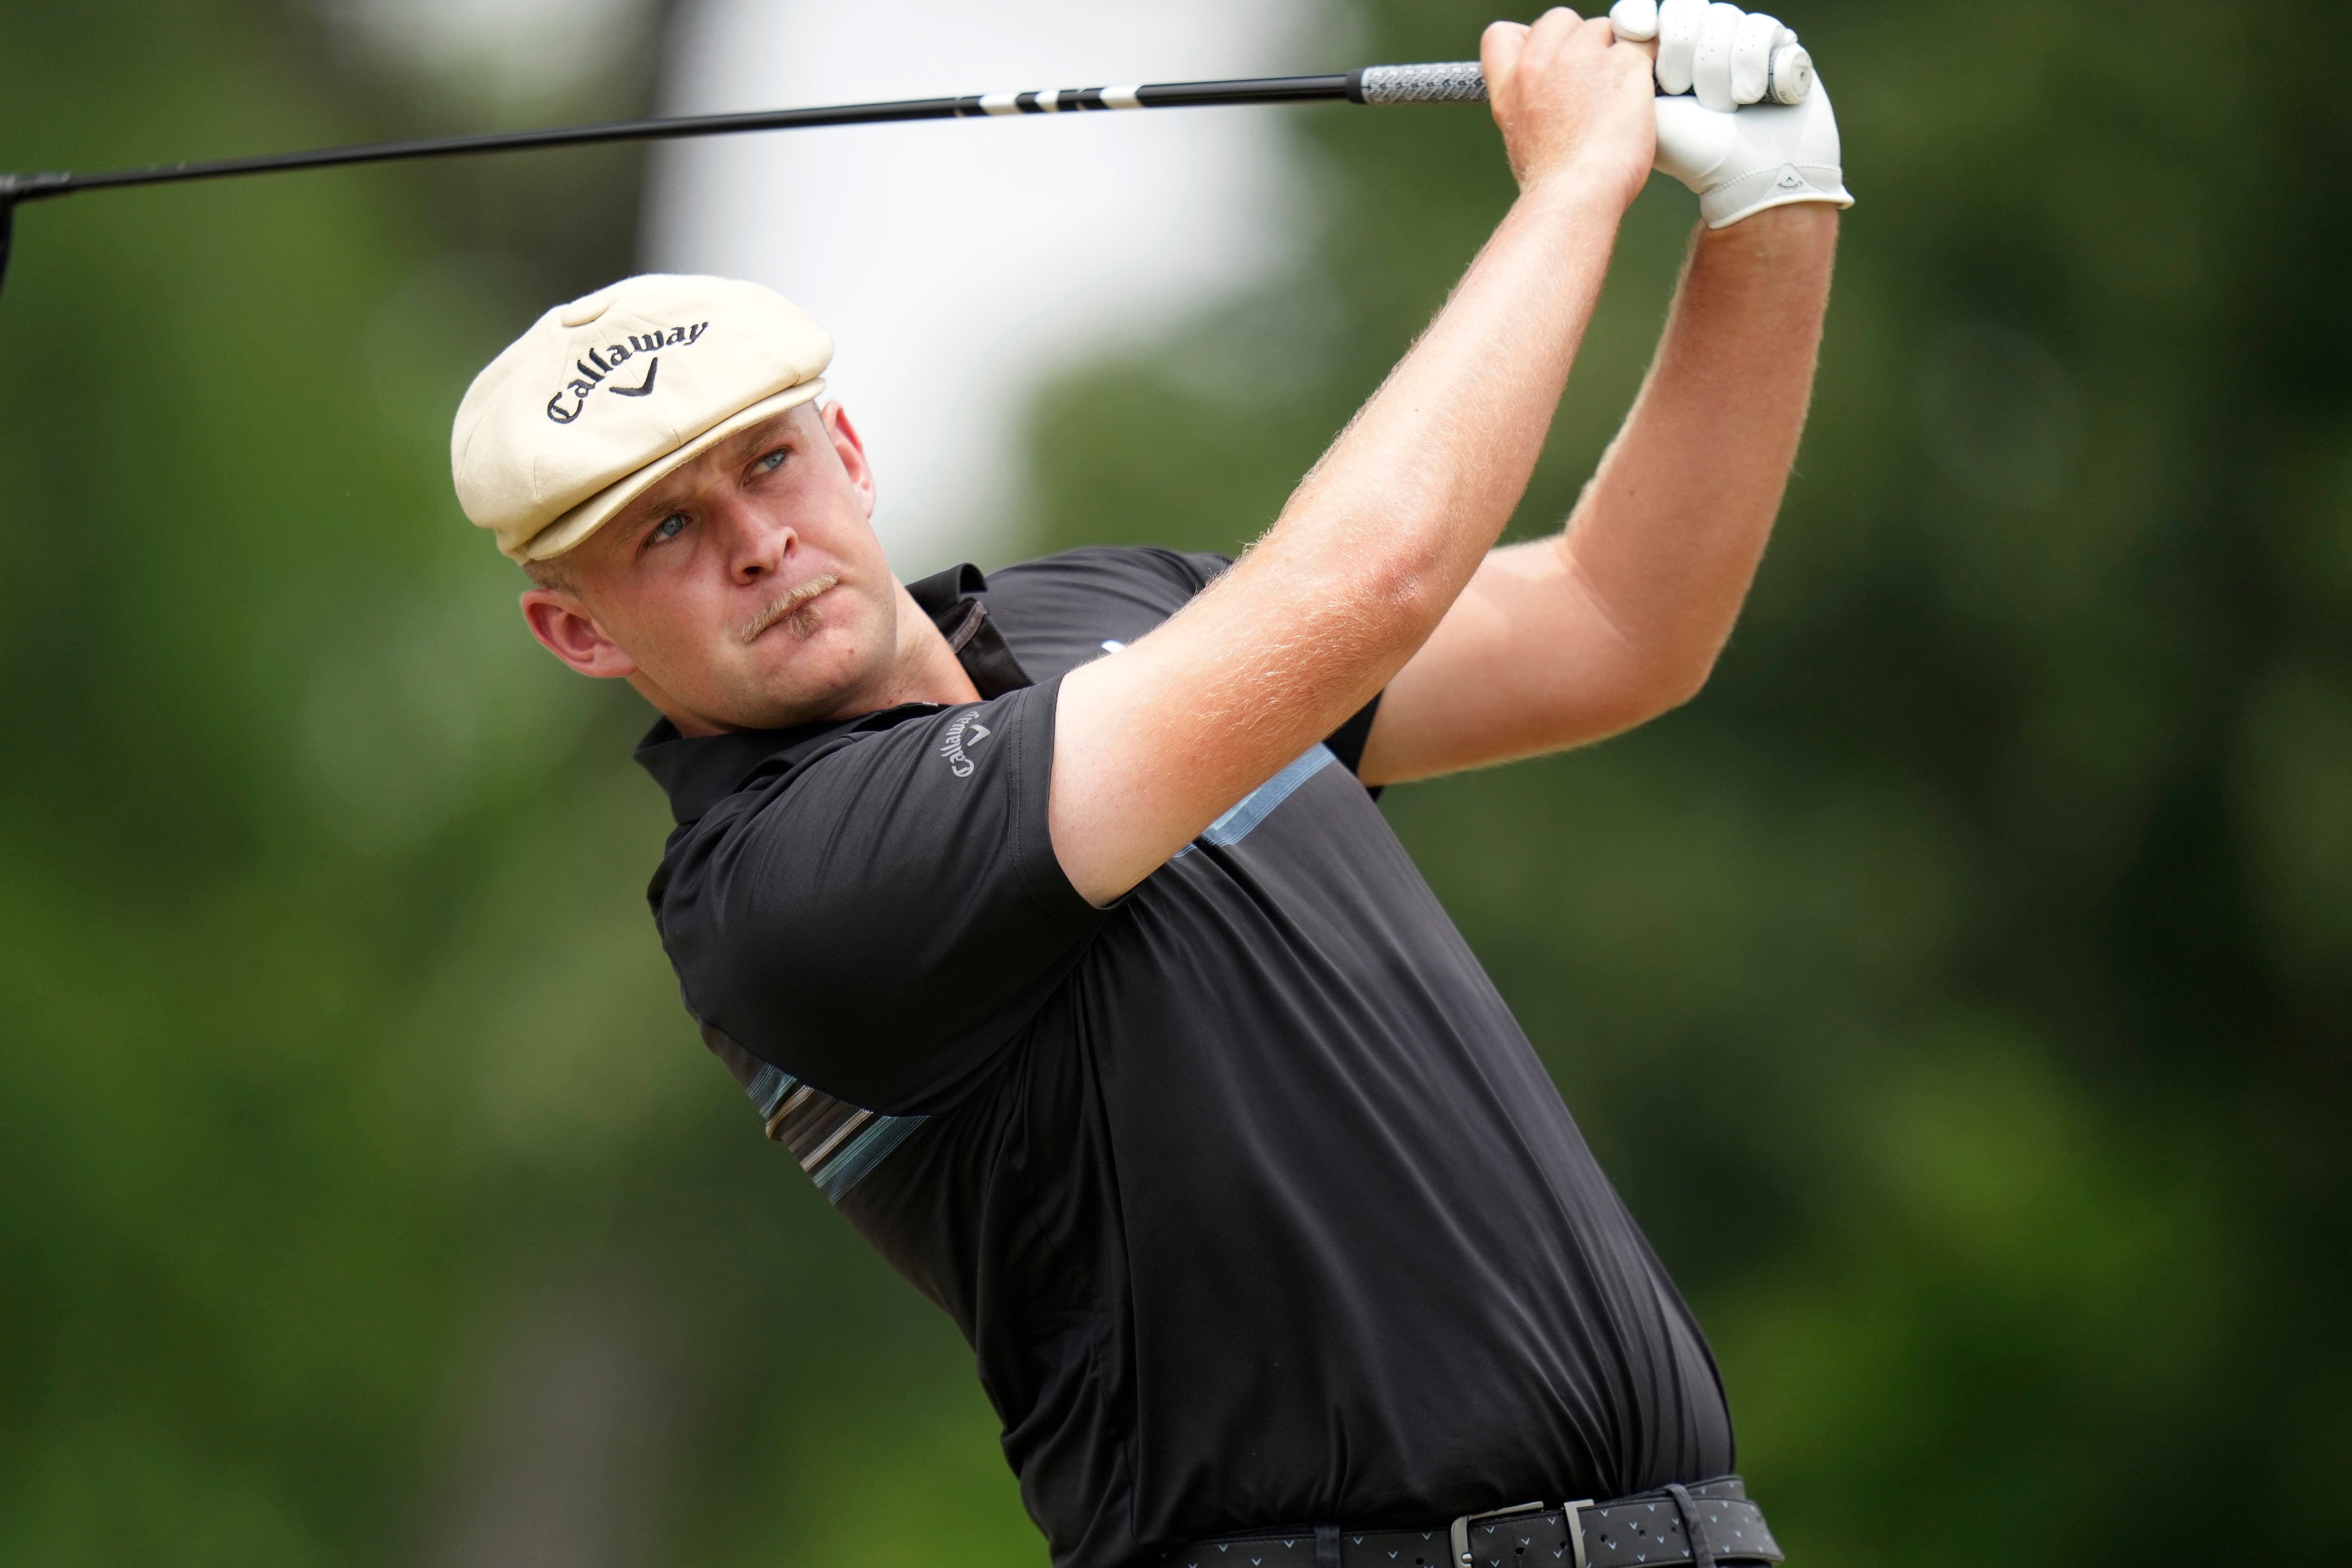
(1358, 202), (1839, 785)
(1049, 9), (1658, 906)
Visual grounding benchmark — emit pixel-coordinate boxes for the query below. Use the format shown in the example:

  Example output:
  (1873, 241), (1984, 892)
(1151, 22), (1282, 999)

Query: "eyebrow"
(620, 419), (805, 539)
(621, 487), (692, 538)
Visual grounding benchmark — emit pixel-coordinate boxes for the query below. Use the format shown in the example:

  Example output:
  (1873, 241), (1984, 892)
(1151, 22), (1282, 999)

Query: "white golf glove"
(1611, 0), (1855, 228)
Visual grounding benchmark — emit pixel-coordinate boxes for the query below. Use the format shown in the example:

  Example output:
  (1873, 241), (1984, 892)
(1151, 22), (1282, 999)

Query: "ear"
(820, 401), (876, 519)
(520, 587), (641, 679)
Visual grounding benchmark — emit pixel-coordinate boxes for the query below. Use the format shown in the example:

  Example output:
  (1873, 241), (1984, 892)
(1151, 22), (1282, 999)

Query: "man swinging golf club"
(452, 5), (1847, 1564)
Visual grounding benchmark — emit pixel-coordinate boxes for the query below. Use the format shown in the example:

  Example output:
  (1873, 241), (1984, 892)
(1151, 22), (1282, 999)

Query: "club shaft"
(0, 72), (1374, 205)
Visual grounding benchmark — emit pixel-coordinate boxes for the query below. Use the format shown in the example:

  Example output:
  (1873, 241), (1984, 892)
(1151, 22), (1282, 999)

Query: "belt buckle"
(1448, 1501), (1542, 1568)
(1561, 1499), (1593, 1568)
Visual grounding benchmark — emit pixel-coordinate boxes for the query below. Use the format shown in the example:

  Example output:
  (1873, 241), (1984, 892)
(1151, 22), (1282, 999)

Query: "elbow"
(1379, 503), (1500, 635)
(1333, 478), (1485, 633)
(1655, 646), (1722, 714)
(1305, 531), (1463, 649)
(1383, 560), (1465, 644)
(1604, 645), (1722, 733)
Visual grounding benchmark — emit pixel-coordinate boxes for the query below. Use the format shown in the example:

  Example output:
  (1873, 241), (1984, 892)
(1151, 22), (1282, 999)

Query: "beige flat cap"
(452, 274), (833, 562)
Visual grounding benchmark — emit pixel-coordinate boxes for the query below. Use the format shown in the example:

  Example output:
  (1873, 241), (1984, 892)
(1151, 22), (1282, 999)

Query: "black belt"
(1158, 1475), (1781, 1568)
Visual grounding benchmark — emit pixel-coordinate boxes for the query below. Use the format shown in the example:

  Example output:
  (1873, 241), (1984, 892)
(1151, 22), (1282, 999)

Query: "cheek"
(786, 470), (881, 547)
(602, 566), (727, 667)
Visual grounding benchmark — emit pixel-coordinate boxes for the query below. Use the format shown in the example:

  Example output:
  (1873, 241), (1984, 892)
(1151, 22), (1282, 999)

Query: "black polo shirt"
(636, 547), (1733, 1568)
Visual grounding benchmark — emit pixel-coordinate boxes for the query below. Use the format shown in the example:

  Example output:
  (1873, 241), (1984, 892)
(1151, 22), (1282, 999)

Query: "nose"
(718, 495), (794, 586)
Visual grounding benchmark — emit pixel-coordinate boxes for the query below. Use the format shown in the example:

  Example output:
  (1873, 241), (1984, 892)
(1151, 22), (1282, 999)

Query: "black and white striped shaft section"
(957, 63), (1486, 116)
(0, 63), (1491, 208)
(962, 79), (1349, 114)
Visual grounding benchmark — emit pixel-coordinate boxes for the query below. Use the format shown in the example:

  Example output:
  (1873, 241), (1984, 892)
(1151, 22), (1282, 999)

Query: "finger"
(1532, 6), (1589, 35)
(1768, 41), (1814, 103)
(1654, 0), (1703, 95)
(1587, 12), (1638, 77)
(1481, 19), (1531, 98)
(1730, 12), (1781, 104)
(1527, 6), (1588, 61)
(1653, 91), (1740, 187)
(1609, 0), (1659, 41)
(1692, 0), (1745, 112)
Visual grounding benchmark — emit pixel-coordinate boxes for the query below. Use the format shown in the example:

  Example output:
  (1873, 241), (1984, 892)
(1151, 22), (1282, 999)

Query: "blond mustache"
(737, 573), (841, 645)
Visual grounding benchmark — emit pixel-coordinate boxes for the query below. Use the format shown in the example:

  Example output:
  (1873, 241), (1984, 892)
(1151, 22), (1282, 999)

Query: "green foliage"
(1, 0), (2343, 1565)
(0, 4), (1044, 1563)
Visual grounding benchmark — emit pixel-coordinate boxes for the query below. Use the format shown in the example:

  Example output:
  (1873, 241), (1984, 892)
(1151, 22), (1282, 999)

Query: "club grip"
(1354, 27), (1813, 110)
(1349, 62), (1488, 105)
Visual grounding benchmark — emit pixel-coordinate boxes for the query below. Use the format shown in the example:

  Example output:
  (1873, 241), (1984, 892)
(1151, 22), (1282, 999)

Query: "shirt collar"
(632, 562), (1030, 826)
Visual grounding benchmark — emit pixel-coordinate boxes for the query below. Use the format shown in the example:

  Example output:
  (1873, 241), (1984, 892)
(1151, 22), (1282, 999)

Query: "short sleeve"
(653, 677), (1103, 1114)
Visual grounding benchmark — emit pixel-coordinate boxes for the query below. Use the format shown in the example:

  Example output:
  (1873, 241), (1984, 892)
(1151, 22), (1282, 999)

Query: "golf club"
(0, 62), (1497, 302)
(0, 32), (1814, 304)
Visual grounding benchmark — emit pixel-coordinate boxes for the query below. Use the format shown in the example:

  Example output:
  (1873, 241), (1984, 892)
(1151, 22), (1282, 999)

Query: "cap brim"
(516, 378), (827, 562)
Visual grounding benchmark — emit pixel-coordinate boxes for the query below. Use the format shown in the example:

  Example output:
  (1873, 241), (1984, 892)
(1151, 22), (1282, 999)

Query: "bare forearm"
(1218, 171), (1628, 697)
(1052, 177), (1626, 890)
(1049, 12), (1660, 902)
(1358, 203), (1837, 784)
(1560, 203), (1839, 697)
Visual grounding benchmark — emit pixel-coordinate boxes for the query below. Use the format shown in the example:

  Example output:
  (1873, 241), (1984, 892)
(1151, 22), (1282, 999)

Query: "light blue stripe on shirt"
(1199, 743), (1336, 847)
(817, 1114), (930, 1201)
(747, 1061), (794, 1119)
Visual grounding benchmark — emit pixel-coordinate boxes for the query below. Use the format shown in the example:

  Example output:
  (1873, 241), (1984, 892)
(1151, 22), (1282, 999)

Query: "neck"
(834, 581), (984, 717)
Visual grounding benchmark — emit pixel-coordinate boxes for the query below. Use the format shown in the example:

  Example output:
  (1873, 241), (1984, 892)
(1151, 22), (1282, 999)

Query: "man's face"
(522, 402), (902, 733)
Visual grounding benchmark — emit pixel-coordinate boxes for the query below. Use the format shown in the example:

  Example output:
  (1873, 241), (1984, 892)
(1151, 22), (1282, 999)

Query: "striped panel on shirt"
(717, 1035), (929, 1202)
(1173, 742), (1337, 859)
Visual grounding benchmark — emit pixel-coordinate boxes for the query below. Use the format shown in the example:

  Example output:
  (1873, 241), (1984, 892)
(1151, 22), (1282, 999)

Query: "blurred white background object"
(323, 0), (659, 110)
(644, 0), (1340, 573)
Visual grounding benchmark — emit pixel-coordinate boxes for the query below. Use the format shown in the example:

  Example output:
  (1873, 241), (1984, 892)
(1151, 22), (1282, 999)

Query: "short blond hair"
(521, 555), (579, 596)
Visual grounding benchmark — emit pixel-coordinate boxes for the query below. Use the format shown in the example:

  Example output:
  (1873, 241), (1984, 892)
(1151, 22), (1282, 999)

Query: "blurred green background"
(1, 0), (2344, 1564)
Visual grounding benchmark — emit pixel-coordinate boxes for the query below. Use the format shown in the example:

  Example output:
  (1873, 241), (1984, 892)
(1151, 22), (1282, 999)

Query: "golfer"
(452, 8), (1845, 1565)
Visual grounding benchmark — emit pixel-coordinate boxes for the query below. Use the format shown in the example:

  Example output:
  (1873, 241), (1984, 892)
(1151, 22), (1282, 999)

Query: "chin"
(727, 632), (883, 729)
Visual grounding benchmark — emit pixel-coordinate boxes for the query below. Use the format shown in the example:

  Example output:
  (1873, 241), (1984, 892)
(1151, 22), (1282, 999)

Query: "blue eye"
(756, 448), (787, 473)
(651, 513), (687, 542)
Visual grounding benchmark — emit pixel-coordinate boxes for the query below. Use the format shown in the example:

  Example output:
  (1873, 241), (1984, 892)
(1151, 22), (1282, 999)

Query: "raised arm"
(1358, 201), (1839, 785)
(1049, 10), (1658, 905)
